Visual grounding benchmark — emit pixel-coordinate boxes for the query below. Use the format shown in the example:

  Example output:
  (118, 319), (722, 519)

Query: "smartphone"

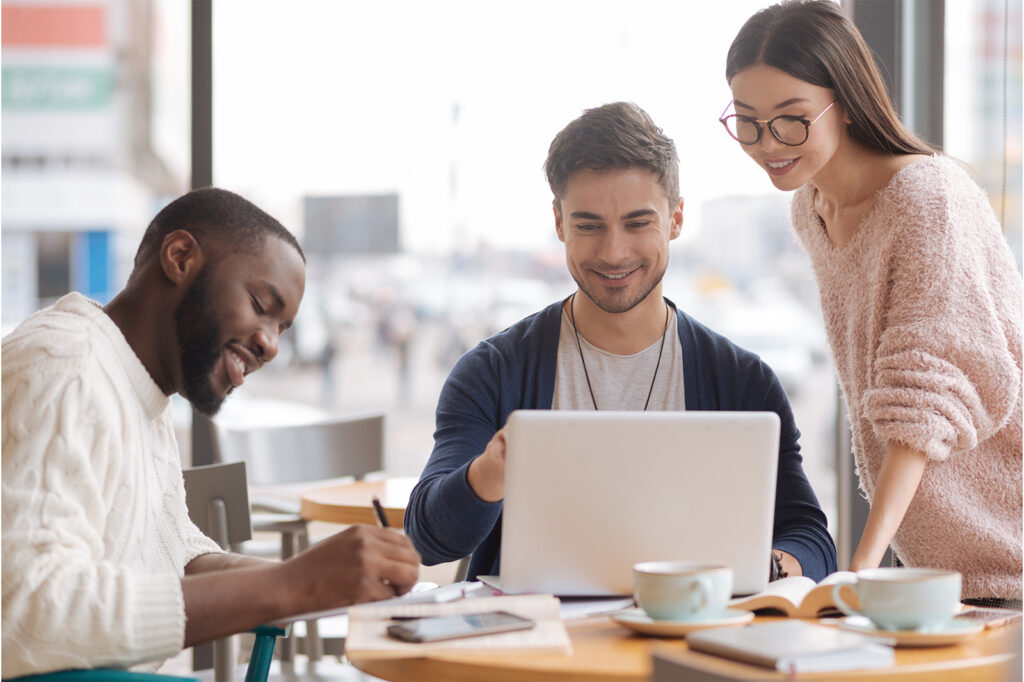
(386, 610), (536, 643)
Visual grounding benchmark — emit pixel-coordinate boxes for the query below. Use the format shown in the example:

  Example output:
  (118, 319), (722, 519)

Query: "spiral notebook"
(686, 620), (894, 673)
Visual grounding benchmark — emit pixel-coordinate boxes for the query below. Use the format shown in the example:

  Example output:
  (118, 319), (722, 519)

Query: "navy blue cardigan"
(404, 299), (838, 582)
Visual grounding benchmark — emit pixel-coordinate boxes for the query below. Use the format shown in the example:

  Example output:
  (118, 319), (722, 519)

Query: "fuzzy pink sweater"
(791, 155), (1022, 600)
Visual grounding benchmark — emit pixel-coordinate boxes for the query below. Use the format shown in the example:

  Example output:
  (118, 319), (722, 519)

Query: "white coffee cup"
(633, 562), (732, 622)
(831, 567), (962, 632)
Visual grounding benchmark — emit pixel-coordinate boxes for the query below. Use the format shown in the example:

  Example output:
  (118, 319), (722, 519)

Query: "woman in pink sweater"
(721, 0), (1022, 606)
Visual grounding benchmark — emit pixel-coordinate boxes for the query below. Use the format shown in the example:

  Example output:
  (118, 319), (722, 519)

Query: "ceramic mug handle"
(831, 579), (864, 618)
(689, 576), (712, 612)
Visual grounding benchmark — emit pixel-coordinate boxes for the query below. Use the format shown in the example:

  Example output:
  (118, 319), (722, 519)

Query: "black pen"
(371, 495), (389, 528)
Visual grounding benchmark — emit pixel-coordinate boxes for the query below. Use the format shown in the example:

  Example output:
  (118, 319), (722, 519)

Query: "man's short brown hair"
(544, 102), (680, 208)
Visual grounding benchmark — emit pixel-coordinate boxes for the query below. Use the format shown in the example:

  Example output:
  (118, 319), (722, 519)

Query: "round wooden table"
(299, 477), (416, 527)
(347, 615), (1019, 682)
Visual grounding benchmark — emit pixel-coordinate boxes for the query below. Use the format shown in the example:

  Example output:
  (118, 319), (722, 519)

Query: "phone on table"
(386, 610), (536, 643)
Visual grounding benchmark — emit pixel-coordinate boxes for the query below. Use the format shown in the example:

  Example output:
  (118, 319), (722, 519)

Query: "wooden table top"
(305, 477), (1019, 680)
(347, 615), (1019, 682)
(299, 477), (417, 527)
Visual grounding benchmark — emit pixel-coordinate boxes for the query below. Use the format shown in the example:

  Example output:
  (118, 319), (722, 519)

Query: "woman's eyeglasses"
(719, 101), (836, 146)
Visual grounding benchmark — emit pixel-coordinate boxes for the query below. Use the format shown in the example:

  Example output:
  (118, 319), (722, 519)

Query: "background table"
(299, 477), (416, 527)
(347, 615), (1020, 682)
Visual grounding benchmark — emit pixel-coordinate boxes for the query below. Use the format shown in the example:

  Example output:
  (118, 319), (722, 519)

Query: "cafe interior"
(1, 0), (1021, 680)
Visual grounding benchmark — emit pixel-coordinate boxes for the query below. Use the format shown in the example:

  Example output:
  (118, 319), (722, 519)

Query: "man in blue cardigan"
(405, 102), (837, 585)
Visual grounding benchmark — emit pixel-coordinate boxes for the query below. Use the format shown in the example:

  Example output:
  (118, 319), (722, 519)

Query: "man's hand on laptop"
(468, 426), (509, 503)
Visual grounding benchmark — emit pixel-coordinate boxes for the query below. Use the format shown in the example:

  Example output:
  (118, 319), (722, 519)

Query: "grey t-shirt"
(553, 305), (685, 411)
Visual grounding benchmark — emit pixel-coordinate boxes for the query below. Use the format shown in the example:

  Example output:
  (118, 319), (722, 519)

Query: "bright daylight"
(2, 0), (1021, 680)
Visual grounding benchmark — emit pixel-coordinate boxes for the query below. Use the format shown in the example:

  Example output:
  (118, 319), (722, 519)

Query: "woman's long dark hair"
(726, 0), (936, 155)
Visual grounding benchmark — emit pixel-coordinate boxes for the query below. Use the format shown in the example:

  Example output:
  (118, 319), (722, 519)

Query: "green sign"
(2, 66), (114, 110)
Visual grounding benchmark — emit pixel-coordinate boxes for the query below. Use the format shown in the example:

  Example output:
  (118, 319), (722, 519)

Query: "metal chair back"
(213, 413), (385, 485)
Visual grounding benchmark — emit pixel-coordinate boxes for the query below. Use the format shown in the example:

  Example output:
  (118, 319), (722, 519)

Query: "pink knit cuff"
(864, 350), (985, 461)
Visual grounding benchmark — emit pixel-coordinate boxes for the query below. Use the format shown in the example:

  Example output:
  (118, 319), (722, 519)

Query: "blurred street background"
(217, 266), (843, 531)
(4, 0), (1021, 546)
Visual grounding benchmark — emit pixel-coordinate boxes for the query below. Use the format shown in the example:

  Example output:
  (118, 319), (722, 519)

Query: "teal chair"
(5, 673), (200, 682)
(5, 623), (288, 682)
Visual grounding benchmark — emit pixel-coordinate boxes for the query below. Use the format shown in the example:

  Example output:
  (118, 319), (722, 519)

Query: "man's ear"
(669, 198), (684, 241)
(159, 229), (205, 285)
(553, 200), (566, 243)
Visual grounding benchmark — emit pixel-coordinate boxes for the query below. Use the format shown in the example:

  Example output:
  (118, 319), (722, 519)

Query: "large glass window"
(2, 0), (188, 329)
(944, 0), (1022, 265)
(207, 0), (839, 528)
(7, 0), (1018, 544)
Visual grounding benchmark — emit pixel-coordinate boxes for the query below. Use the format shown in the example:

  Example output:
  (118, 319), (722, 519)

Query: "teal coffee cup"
(633, 562), (732, 622)
(831, 567), (962, 632)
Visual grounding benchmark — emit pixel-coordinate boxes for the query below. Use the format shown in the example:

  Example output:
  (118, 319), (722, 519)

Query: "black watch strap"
(769, 550), (788, 582)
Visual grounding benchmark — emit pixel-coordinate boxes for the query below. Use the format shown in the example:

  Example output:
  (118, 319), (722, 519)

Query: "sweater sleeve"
(1, 360), (185, 677)
(863, 165), (1023, 462)
(754, 361), (838, 582)
(404, 341), (505, 566)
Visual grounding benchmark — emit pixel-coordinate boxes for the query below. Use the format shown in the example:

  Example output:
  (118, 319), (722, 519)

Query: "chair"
(210, 411), (385, 566)
(209, 412), (386, 661)
(213, 411), (385, 484)
(4, 623), (287, 682)
(182, 463), (291, 682)
(6, 673), (201, 682)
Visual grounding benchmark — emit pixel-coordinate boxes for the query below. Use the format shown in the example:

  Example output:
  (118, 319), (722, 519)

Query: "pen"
(372, 495), (389, 528)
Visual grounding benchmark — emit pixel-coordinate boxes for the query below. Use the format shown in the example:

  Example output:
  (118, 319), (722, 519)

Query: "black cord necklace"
(568, 292), (670, 411)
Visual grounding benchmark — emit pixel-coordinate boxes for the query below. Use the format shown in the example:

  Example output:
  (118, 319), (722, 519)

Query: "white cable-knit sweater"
(2, 293), (223, 677)
(790, 155), (1023, 600)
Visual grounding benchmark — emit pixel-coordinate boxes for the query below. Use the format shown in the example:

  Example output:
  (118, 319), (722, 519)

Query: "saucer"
(611, 608), (754, 637)
(835, 616), (984, 647)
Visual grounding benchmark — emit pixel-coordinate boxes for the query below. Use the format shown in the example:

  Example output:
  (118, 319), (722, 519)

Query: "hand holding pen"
(372, 495), (390, 528)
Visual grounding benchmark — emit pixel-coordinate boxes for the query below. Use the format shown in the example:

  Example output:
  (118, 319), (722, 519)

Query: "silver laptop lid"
(500, 410), (780, 597)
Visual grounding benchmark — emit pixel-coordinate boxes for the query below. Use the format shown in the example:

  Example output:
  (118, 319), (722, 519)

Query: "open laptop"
(483, 410), (780, 597)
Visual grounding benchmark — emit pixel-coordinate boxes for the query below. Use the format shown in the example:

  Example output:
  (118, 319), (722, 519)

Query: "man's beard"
(573, 262), (666, 315)
(174, 265), (228, 416)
